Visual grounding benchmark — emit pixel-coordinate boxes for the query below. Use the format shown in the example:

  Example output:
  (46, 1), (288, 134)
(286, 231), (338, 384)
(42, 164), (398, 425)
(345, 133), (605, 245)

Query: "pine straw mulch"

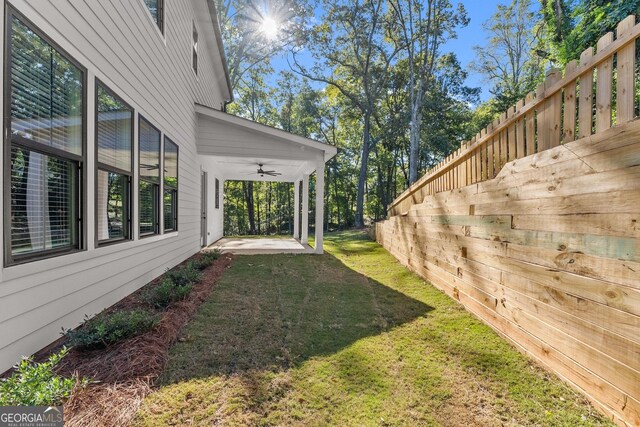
(48, 252), (234, 427)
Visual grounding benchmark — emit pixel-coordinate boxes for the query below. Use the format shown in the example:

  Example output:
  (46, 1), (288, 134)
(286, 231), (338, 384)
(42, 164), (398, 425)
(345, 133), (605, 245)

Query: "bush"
(165, 263), (202, 286)
(192, 250), (221, 270)
(65, 309), (160, 349)
(0, 347), (89, 406)
(142, 277), (192, 309)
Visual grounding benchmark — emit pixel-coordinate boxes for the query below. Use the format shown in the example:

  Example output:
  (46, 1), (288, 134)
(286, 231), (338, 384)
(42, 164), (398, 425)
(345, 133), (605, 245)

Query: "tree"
(214, 0), (309, 92)
(472, 0), (544, 113)
(538, 0), (640, 65)
(291, 0), (402, 227)
(388, 0), (469, 185)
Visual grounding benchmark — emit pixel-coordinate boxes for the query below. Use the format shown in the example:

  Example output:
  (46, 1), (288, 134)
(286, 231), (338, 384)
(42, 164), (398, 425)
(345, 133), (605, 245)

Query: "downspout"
(223, 98), (233, 112)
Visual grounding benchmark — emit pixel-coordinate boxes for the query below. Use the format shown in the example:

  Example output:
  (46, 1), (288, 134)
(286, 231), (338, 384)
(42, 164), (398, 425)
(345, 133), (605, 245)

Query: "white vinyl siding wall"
(0, 0), (227, 372)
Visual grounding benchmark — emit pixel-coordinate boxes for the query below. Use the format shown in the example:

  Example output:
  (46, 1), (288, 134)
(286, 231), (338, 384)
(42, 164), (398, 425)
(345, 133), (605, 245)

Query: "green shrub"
(193, 250), (221, 270)
(0, 347), (89, 406)
(165, 263), (202, 286)
(65, 309), (160, 349)
(142, 277), (192, 309)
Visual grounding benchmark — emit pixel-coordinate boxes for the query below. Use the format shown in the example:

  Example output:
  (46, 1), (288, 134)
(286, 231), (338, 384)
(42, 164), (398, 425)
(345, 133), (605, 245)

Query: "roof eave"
(205, 0), (233, 103)
(195, 103), (338, 162)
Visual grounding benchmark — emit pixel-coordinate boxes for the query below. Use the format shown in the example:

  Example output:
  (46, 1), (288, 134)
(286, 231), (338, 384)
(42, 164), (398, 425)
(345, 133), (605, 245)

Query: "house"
(0, 0), (336, 373)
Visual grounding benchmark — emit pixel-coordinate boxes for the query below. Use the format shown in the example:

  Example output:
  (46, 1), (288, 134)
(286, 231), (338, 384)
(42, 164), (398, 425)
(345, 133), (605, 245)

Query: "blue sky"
(269, 0), (535, 103)
(442, 0), (508, 101)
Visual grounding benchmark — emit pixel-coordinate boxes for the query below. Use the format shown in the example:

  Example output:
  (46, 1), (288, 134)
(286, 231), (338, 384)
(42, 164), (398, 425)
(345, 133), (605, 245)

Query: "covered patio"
(196, 104), (337, 254)
(208, 237), (314, 255)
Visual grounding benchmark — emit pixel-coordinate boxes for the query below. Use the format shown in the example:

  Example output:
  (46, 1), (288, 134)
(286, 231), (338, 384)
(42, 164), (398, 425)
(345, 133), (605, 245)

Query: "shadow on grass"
(159, 249), (433, 385)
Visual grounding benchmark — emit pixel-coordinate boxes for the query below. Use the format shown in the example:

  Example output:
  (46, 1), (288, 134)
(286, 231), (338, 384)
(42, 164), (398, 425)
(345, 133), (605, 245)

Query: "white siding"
(0, 0), (229, 371)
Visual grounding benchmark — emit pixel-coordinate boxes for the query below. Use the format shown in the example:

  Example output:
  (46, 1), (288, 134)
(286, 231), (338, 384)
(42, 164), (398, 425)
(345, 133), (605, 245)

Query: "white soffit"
(195, 104), (338, 163)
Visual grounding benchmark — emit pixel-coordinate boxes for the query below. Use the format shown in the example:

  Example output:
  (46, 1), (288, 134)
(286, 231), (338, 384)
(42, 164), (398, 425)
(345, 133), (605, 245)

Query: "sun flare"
(260, 16), (279, 39)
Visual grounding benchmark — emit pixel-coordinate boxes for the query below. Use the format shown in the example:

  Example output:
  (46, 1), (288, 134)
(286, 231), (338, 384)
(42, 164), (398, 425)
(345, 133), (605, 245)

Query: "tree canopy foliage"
(215, 0), (638, 234)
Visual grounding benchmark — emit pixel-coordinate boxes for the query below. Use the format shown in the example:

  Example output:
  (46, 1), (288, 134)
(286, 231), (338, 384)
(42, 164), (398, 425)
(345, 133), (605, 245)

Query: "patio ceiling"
(195, 104), (337, 182)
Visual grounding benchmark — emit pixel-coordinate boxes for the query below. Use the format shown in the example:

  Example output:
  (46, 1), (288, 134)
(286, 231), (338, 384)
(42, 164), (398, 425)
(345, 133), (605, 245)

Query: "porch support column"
(314, 160), (325, 254)
(293, 179), (300, 239)
(301, 173), (309, 244)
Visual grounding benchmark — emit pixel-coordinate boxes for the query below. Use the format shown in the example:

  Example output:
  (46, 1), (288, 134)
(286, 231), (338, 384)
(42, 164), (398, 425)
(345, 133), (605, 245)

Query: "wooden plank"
(546, 69), (563, 148)
(468, 251), (640, 317)
(507, 106), (517, 161)
(512, 213), (640, 238)
(515, 99), (525, 158)
(429, 215), (512, 228)
(616, 16), (636, 124)
(499, 113), (508, 170)
(595, 33), (614, 132)
(578, 47), (595, 139)
(487, 136), (495, 179)
(501, 269), (640, 346)
(466, 154), (472, 186)
(475, 166), (640, 206)
(536, 83), (548, 151)
(473, 189), (640, 216)
(525, 92), (536, 156)
(506, 242), (640, 290)
(563, 60), (578, 143)
(470, 225), (640, 263)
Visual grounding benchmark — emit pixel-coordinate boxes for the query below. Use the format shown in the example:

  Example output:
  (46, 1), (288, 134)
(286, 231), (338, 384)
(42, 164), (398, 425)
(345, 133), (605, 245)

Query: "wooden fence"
(378, 15), (640, 427)
(388, 15), (639, 217)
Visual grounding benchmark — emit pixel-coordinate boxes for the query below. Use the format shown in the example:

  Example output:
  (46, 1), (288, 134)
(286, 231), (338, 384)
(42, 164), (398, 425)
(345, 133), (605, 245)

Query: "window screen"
(192, 23), (198, 74)
(10, 17), (83, 156)
(10, 148), (77, 255)
(139, 180), (157, 236)
(97, 170), (128, 241)
(139, 117), (160, 236)
(6, 11), (84, 263)
(96, 82), (133, 245)
(215, 178), (220, 209)
(144, 0), (164, 33)
(139, 118), (161, 183)
(163, 137), (178, 232)
(97, 84), (133, 173)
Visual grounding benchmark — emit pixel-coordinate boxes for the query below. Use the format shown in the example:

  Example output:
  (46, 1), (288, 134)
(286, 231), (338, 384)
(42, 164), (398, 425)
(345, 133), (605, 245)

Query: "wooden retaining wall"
(378, 15), (640, 427)
(376, 121), (640, 426)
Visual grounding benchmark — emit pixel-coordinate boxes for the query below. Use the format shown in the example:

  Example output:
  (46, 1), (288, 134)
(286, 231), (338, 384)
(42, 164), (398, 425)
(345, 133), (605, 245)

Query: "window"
(163, 137), (178, 232)
(96, 81), (133, 245)
(143, 0), (164, 33)
(139, 117), (161, 236)
(215, 179), (220, 209)
(192, 23), (198, 75)
(5, 10), (85, 264)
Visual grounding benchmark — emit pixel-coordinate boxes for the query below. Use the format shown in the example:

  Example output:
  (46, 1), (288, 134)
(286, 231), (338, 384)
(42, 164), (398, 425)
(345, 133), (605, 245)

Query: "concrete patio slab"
(207, 238), (315, 255)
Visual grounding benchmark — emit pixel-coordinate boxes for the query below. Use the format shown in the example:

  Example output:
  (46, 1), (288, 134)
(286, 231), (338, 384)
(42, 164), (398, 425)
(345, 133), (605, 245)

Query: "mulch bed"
(45, 252), (234, 427)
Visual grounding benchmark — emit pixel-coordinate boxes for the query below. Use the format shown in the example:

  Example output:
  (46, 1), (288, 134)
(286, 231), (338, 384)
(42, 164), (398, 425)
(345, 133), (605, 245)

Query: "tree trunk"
(408, 88), (424, 185)
(355, 111), (372, 228)
(256, 184), (261, 235)
(245, 181), (256, 235)
(333, 170), (341, 229)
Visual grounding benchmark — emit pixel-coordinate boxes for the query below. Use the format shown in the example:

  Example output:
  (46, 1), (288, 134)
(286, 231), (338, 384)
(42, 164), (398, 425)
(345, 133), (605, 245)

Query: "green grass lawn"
(135, 231), (611, 426)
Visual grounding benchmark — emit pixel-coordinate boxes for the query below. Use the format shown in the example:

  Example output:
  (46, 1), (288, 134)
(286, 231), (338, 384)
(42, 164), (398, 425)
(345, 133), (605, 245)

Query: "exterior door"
(201, 172), (208, 247)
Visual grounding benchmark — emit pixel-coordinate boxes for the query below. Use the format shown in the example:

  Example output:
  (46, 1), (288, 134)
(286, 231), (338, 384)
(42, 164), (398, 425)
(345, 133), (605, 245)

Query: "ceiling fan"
(255, 164), (281, 177)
